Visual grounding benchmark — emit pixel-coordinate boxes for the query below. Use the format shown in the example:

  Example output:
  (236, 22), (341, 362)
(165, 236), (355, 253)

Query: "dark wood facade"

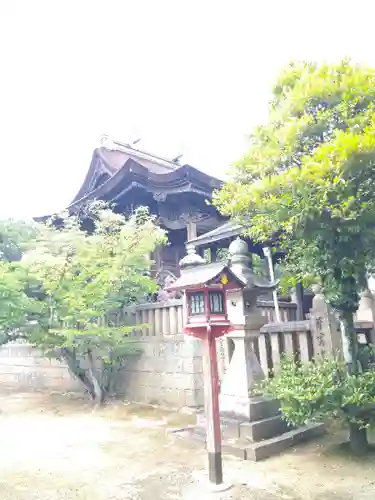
(47, 138), (227, 280)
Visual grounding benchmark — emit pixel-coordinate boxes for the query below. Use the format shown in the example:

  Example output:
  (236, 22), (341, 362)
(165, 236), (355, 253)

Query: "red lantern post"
(168, 248), (239, 487)
(202, 326), (222, 484)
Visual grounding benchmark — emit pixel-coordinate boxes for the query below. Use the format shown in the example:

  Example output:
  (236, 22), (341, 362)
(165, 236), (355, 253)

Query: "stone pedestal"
(219, 330), (264, 420)
(170, 237), (324, 461)
(172, 324), (324, 461)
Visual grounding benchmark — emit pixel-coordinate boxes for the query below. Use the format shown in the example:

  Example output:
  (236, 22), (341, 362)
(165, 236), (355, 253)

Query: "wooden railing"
(118, 298), (375, 382)
(257, 299), (297, 323)
(122, 299), (184, 337)
(258, 320), (313, 376)
(121, 298), (297, 338)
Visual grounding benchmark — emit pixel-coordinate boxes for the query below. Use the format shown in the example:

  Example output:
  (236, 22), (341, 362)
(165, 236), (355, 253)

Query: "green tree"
(23, 204), (166, 404)
(215, 60), (375, 452)
(0, 261), (39, 343)
(0, 219), (37, 261)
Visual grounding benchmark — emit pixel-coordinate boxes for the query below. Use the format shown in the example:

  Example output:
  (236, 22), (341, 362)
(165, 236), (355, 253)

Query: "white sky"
(1, 0), (375, 219)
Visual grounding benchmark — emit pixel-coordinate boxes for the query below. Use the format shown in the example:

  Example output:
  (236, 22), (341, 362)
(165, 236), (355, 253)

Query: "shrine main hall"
(49, 137), (227, 279)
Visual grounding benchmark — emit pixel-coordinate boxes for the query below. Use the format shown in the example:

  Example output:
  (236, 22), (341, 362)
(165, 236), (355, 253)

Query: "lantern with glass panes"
(168, 240), (277, 339)
(168, 246), (245, 340)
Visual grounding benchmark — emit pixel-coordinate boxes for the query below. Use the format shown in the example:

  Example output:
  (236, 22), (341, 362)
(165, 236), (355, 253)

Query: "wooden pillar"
(202, 330), (223, 485)
(211, 245), (218, 262)
(295, 282), (304, 320)
(187, 219), (197, 241)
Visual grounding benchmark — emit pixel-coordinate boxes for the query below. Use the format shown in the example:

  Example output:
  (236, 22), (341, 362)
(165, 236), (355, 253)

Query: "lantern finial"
(228, 237), (251, 267)
(179, 245), (206, 269)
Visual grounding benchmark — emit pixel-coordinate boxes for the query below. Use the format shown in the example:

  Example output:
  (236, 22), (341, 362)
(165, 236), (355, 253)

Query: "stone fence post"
(309, 284), (342, 358)
(356, 288), (375, 345)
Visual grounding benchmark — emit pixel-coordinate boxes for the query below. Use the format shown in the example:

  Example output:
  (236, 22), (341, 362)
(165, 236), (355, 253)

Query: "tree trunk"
(87, 350), (104, 405)
(60, 348), (96, 399)
(349, 423), (369, 455)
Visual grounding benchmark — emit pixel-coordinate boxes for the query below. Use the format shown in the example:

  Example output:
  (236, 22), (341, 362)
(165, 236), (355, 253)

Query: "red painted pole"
(202, 328), (223, 485)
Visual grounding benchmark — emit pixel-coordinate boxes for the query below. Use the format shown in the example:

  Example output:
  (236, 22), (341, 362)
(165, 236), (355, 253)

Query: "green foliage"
(0, 261), (40, 336)
(25, 204), (165, 329)
(252, 254), (289, 287)
(216, 247), (229, 261)
(214, 60), (375, 313)
(259, 356), (375, 428)
(21, 203), (166, 401)
(0, 219), (37, 261)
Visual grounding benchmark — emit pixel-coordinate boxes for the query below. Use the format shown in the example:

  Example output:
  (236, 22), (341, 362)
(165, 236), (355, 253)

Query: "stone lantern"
(220, 238), (276, 418)
(168, 238), (276, 485)
(171, 238), (325, 464)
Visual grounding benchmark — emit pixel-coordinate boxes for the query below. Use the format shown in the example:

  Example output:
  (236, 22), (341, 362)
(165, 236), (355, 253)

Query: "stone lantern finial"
(228, 237), (251, 276)
(228, 237), (251, 265)
(179, 245), (206, 270)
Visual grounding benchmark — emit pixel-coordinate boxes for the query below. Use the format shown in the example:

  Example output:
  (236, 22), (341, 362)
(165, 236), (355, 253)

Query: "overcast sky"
(1, 0), (375, 219)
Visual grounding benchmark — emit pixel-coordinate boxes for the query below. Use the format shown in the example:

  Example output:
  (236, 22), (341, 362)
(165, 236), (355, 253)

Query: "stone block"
(245, 423), (325, 461)
(164, 357), (184, 374)
(0, 373), (20, 385)
(0, 365), (19, 375)
(174, 422), (325, 462)
(222, 442), (247, 459)
(221, 417), (244, 439)
(240, 415), (290, 442)
(198, 413), (244, 439)
(184, 388), (204, 407)
(182, 358), (203, 374)
(168, 373), (190, 391)
(220, 396), (280, 423)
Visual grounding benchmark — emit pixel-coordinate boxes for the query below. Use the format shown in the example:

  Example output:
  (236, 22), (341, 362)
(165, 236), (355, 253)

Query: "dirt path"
(0, 391), (374, 499)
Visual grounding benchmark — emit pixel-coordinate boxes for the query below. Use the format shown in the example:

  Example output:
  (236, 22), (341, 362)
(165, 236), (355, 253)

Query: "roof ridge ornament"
(100, 134), (116, 150)
(179, 245), (206, 269)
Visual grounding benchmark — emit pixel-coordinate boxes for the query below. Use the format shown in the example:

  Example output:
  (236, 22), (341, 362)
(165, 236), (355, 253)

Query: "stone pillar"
(219, 328), (265, 419)
(309, 284), (342, 357)
(356, 288), (375, 322)
(291, 283), (304, 320)
(356, 288), (375, 345)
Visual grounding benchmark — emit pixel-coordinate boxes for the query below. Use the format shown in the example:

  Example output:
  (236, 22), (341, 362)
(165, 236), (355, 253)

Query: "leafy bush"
(259, 356), (375, 429)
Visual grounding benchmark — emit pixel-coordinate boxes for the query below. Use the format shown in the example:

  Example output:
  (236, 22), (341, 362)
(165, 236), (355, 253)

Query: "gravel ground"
(0, 391), (374, 499)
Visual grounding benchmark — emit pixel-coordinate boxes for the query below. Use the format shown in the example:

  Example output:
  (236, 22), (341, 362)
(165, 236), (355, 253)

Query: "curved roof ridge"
(107, 139), (178, 171)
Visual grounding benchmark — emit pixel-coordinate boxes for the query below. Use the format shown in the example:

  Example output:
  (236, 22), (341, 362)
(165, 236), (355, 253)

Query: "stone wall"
(0, 341), (81, 392)
(0, 299), (309, 407)
(0, 336), (205, 408)
(115, 335), (204, 407)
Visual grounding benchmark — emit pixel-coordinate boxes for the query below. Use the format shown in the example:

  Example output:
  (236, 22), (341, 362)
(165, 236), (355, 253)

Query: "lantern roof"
(168, 259), (276, 292)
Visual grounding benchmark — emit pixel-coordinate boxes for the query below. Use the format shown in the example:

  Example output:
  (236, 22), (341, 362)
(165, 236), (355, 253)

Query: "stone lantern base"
(195, 397), (324, 461)
(172, 327), (324, 461)
(173, 396), (324, 461)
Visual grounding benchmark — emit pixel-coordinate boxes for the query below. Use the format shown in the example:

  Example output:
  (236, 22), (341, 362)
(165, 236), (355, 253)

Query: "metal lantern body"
(183, 270), (240, 340)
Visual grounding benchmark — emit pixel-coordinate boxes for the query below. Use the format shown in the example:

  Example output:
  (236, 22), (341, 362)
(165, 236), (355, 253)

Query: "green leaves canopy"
(0, 219), (37, 262)
(0, 262), (39, 336)
(215, 60), (375, 310)
(22, 204), (166, 351)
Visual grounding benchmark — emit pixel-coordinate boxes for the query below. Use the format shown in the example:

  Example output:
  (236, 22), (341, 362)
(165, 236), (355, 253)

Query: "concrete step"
(239, 414), (291, 442)
(246, 423), (325, 461)
(198, 410), (287, 442)
(170, 423), (325, 461)
(219, 396), (281, 423)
